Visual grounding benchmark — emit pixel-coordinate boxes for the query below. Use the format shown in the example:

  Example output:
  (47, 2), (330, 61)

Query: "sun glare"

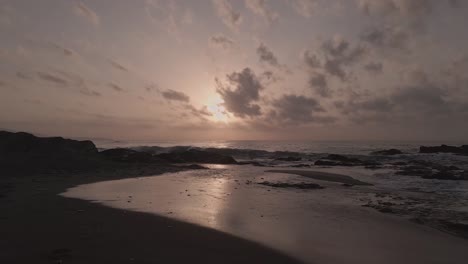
(206, 95), (229, 122)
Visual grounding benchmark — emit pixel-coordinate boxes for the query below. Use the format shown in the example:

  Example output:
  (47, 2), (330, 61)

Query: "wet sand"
(265, 169), (372, 185)
(64, 166), (468, 264)
(0, 166), (303, 264)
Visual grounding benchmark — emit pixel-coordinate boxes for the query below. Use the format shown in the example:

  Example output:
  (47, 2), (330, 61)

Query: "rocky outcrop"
(156, 149), (237, 164)
(419, 145), (468, 155)
(371, 149), (403, 155)
(0, 131), (100, 173)
(100, 148), (158, 163)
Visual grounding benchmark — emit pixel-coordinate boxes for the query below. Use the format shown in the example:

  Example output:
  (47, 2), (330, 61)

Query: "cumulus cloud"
(216, 68), (264, 118)
(319, 36), (366, 81)
(270, 94), (333, 124)
(74, 1), (100, 26)
(109, 83), (125, 92)
(212, 0), (242, 31)
(210, 34), (235, 49)
(308, 72), (330, 97)
(257, 43), (279, 67)
(161, 89), (190, 102)
(245, 0), (278, 24)
(363, 62), (384, 74)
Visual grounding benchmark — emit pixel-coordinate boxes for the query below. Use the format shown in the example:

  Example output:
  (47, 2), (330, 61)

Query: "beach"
(0, 167), (303, 264)
(1, 131), (468, 263)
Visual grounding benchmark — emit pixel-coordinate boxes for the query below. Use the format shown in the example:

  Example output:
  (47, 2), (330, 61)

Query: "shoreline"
(0, 165), (303, 264)
(59, 166), (468, 264)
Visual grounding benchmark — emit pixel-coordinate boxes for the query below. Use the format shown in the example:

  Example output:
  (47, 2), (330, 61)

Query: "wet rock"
(183, 164), (209, 170)
(289, 164), (311, 168)
(100, 148), (155, 163)
(422, 171), (468, 181)
(419, 144), (468, 155)
(157, 149), (237, 164)
(314, 154), (381, 167)
(371, 149), (403, 155)
(274, 156), (302, 162)
(257, 181), (324, 190)
(396, 165), (433, 177)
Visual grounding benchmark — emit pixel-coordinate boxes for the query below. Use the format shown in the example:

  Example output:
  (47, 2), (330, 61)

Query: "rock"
(156, 149), (237, 164)
(180, 164), (209, 170)
(419, 144), (468, 154)
(289, 164), (311, 168)
(274, 156), (302, 162)
(100, 148), (155, 163)
(325, 154), (361, 163)
(257, 181), (323, 190)
(314, 154), (378, 167)
(378, 207), (394, 214)
(371, 149), (403, 155)
(0, 131), (100, 173)
(396, 166), (433, 177)
(422, 171), (468, 181)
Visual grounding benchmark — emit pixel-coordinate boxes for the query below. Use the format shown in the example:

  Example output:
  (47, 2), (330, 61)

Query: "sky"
(1, 0), (468, 141)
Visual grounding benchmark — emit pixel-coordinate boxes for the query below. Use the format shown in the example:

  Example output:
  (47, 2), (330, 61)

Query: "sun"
(206, 95), (229, 122)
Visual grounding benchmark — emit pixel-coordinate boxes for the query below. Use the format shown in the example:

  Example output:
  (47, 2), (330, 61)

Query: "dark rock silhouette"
(100, 148), (157, 163)
(156, 149), (237, 164)
(419, 145), (468, 155)
(0, 131), (100, 173)
(371, 149), (403, 155)
(314, 154), (381, 167)
(274, 156), (302, 162)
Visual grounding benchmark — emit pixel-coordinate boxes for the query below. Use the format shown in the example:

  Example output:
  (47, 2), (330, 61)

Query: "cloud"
(37, 70), (101, 96)
(145, 83), (159, 93)
(245, 0), (278, 24)
(37, 72), (68, 86)
(50, 42), (75, 56)
(320, 36), (366, 81)
(184, 104), (213, 119)
(145, 0), (193, 38)
(108, 59), (129, 72)
(109, 83), (125, 92)
(357, 0), (432, 18)
(216, 68), (264, 118)
(257, 43), (279, 67)
(161, 89), (190, 102)
(16, 72), (33, 80)
(270, 94), (333, 124)
(212, 0), (242, 31)
(360, 26), (410, 52)
(363, 62), (384, 74)
(74, 1), (100, 26)
(308, 72), (330, 97)
(289, 0), (319, 18)
(210, 34), (235, 49)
